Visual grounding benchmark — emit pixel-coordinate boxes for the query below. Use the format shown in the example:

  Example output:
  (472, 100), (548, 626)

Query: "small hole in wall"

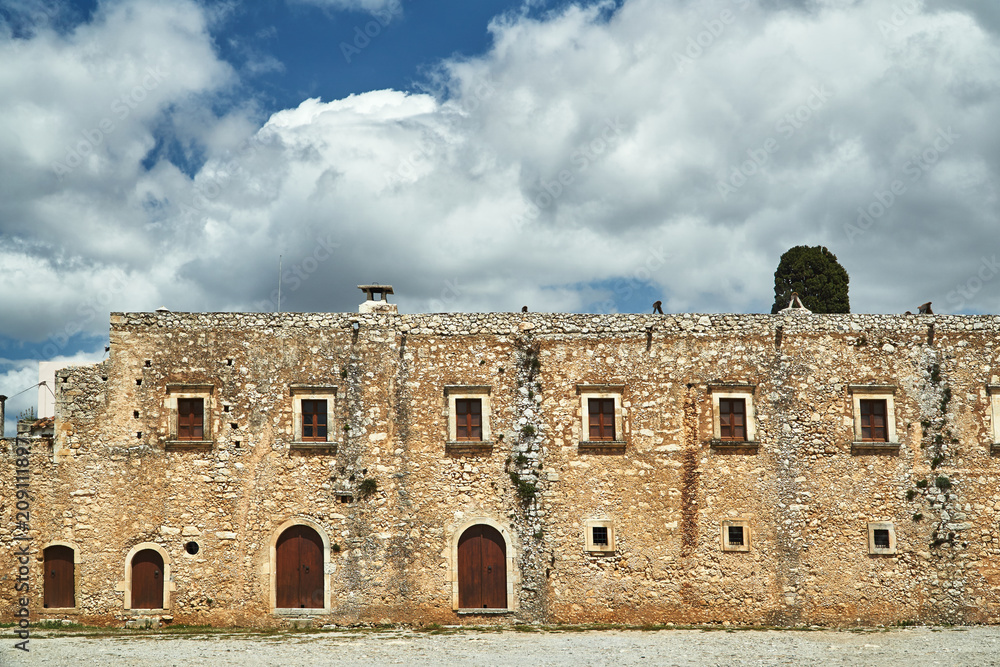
(101, 376), (107, 382)
(133, 410), (140, 418)
(339, 495), (353, 504)
(135, 379), (142, 386)
(234, 441), (241, 448)
(184, 541), (200, 555)
(226, 359), (233, 366)
(230, 423), (238, 430)
(223, 405), (230, 413)
(136, 432), (142, 438)
(144, 360), (151, 367)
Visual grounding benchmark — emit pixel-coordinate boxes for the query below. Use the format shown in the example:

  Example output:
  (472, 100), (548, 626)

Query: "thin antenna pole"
(277, 254), (282, 313)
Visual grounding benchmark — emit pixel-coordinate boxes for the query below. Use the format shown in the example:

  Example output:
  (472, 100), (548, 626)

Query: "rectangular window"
(455, 398), (483, 441)
(867, 521), (897, 555)
(860, 399), (888, 442)
(721, 519), (751, 552)
(301, 399), (328, 442)
(584, 519), (615, 553)
(588, 398), (616, 441)
(177, 398), (204, 441)
(719, 398), (746, 441)
(873, 529), (890, 549)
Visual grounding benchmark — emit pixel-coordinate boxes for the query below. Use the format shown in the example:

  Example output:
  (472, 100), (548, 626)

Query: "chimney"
(357, 284), (398, 314)
(0, 394), (6, 439)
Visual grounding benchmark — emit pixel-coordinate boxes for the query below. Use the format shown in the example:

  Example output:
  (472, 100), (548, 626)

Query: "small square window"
(850, 386), (898, 451)
(709, 386), (757, 449)
(721, 519), (750, 552)
(290, 386), (337, 446)
(445, 386), (492, 447)
(578, 385), (625, 452)
(166, 384), (214, 446)
(867, 521), (897, 555)
(584, 519), (615, 553)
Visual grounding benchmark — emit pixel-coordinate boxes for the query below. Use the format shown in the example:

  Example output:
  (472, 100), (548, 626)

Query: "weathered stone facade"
(3, 309), (1000, 627)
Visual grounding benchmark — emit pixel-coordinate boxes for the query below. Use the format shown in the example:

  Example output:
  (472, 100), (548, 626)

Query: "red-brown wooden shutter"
(301, 400), (328, 441)
(456, 399), (482, 441)
(588, 398), (615, 441)
(860, 399), (888, 442)
(719, 398), (746, 441)
(43, 545), (74, 608)
(177, 398), (204, 440)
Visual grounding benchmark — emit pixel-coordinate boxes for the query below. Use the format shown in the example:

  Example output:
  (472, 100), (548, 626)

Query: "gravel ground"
(3, 626), (1000, 667)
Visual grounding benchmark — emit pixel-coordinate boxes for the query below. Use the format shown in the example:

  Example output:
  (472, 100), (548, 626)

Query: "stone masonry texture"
(3, 310), (1000, 627)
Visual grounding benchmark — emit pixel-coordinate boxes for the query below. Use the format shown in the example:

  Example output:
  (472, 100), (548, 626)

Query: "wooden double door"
(276, 525), (324, 608)
(458, 525), (507, 609)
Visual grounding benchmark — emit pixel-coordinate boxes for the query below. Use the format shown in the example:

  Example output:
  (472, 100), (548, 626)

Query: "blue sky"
(2, 0), (1000, 429)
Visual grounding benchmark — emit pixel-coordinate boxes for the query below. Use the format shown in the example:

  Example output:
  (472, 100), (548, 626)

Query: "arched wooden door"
(43, 545), (75, 608)
(275, 525), (324, 609)
(131, 549), (164, 609)
(458, 524), (507, 609)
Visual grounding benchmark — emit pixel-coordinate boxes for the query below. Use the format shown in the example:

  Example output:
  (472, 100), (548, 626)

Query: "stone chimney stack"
(357, 284), (398, 314)
(0, 395), (6, 439)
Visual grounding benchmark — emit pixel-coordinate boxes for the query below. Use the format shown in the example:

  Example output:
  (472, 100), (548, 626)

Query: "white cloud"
(289, 0), (401, 18)
(3, 0), (1000, 360)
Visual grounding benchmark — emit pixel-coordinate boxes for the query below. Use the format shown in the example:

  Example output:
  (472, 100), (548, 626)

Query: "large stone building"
(3, 292), (1000, 627)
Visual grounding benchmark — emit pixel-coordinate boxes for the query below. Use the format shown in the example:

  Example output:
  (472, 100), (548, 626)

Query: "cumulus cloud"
(289, 0), (402, 18)
(3, 0), (1000, 361)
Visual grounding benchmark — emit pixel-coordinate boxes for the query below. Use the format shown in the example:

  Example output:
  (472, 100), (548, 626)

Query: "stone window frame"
(116, 542), (175, 613)
(447, 517), (518, 613)
(708, 384), (758, 451)
(721, 519), (751, 552)
(444, 385), (492, 453)
(40, 540), (82, 612)
(867, 521), (897, 555)
(266, 517), (334, 615)
(290, 385), (339, 450)
(987, 385), (1000, 454)
(165, 384), (214, 449)
(849, 385), (899, 453)
(577, 384), (626, 453)
(584, 518), (616, 554)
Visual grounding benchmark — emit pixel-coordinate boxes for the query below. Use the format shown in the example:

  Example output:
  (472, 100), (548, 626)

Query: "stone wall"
(2, 310), (1000, 627)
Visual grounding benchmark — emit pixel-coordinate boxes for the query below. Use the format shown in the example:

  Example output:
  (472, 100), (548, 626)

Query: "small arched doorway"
(458, 524), (507, 609)
(275, 525), (324, 608)
(131, 549), (164, 609)
(43, 545), (75, 608)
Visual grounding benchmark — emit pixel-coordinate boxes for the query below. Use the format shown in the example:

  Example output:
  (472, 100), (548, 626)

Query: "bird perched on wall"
(918, 302), (933, 314)
(653, 301), (663, 314)
(521, 306), (528, 313)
